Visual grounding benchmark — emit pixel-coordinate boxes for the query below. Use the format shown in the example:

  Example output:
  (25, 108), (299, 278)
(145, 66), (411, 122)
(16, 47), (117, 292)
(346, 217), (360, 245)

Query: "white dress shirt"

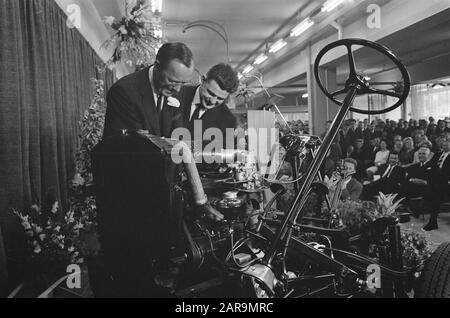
(189, 87), (207, 121)
(148, 66), (164, 111)
(438, 151), (450, 169)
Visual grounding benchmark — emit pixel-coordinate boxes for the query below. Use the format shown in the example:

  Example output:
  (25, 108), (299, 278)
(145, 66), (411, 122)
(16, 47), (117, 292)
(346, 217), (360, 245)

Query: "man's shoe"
(423, 221), (438, 231)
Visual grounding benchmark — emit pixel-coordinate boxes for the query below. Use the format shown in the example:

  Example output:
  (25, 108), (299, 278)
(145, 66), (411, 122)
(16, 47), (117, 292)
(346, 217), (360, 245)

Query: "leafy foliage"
(101, 0), (163, 69)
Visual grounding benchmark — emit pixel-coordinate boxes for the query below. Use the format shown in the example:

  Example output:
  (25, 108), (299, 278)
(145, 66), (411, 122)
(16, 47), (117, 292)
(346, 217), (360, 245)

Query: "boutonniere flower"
(167, 97), (180, 108)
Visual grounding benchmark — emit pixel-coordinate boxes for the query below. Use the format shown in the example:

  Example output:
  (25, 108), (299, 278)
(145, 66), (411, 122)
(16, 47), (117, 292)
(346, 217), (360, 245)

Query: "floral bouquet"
(13, 201), (85, 279)
(400, 229), (433, 277)
(101, 0), (163, 69)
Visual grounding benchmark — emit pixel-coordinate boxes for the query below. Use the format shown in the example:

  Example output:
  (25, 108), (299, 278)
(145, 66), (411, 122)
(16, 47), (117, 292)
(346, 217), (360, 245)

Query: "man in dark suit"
(178, 63), (239, 150)
(401, 147), (436, 199)
(103, 42), (195, 139)
(98, 43), (196, 297)
(423, 140), (450, 230)
(361, 152), (405, 200)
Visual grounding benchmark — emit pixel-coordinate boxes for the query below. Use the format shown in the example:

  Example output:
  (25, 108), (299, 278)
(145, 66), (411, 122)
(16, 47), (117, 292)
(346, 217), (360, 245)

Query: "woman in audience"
(399, 137), (415, 167)
(366, 139), (390, 178)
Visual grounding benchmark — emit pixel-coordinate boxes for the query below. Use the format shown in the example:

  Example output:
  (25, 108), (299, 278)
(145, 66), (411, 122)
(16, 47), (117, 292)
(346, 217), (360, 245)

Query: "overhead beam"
(260, 0), (450, 88)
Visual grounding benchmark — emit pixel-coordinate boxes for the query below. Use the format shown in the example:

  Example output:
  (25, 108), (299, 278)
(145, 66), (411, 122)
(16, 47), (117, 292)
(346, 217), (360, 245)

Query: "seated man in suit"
(179, 63), (239, 150)
(423, 139), (450, 231)
(401, 147), (436, 199)
(103, 42), (195, 139)
(361, 152), (405, 200)
(340, 158), (363, 201)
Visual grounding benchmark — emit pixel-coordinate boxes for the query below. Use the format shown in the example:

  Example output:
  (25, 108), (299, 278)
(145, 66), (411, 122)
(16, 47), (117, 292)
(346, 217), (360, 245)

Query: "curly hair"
(205, 63), (239, 94)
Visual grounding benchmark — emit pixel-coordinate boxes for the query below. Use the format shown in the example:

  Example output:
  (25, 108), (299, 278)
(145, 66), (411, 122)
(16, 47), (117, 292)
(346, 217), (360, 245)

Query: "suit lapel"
(139, 66), (160, 136)
(180, 85), (199, 126)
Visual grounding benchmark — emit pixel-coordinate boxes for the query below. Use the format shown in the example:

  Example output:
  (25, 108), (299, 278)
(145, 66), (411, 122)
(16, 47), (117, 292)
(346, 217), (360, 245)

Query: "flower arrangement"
(101, 0), (163, 69)
(69, 78), (107, 256)
(400, 229), (432, 277)
(13, 202), (84, 277)
(72, 78), (105, 197)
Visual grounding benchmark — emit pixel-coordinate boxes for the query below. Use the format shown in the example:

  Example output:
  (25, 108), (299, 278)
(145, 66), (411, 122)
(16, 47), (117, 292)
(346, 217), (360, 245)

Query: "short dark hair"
(156, 42), (193, 70)
(205, 63), (239, 94)
(344, 158), (357, 168)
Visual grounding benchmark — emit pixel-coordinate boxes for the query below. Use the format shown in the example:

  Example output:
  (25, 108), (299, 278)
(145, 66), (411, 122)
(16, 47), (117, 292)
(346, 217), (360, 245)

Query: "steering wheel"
(314, 38), (410, 115)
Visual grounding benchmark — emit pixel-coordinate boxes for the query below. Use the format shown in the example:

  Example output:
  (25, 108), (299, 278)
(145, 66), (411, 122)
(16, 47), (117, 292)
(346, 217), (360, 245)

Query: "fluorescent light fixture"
(152, 0), (163, 13)
(321, 0), (346, 12)
(242, 64), (254, 74)
(302, 93), (309, 98)
(254, 53), (268, 65)
(290, 17), (314, 37)
(269, 39), (287, 54)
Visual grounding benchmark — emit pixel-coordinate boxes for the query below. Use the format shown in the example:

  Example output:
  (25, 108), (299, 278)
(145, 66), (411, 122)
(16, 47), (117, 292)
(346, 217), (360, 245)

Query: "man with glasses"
(180, 63), (239, 149)
(103, 42), (195, 139)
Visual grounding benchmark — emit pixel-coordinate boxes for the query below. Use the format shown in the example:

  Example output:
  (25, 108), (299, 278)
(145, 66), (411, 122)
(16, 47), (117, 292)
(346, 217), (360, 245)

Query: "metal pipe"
(264, 86), (359, 264)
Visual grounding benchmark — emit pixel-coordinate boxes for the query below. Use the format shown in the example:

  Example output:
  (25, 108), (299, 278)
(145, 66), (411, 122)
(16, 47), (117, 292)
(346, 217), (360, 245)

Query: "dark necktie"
(157, 94), (164, 114)
(437, 153), (446, 168)
(190, 103), (205, 122)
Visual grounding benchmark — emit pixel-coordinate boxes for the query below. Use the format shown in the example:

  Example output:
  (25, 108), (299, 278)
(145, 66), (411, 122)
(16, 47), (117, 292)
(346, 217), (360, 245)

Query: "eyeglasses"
(161, 71), (190, 88)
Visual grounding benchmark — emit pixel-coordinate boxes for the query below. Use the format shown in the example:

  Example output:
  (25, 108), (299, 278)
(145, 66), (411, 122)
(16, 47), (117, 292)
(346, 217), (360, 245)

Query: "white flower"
(39, 234), (46, 240)
(72, 173), (85, 187)
(22, 222), (32, 230)
(68, 246), (75, 253)
(32, 241), (41, 254)
(54, 225), (61, 232)
(167, 97), (180, 108)
(51, 201), (59, 214)
(104, 16), (116, 26)
(119, 25), (128, 35)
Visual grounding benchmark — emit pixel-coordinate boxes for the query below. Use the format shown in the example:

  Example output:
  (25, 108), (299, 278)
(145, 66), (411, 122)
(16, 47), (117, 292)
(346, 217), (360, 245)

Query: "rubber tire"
(415, 242), (450, 298)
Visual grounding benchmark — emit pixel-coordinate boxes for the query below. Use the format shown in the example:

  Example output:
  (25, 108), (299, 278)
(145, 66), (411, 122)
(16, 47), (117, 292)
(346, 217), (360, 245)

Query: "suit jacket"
(179, 85), (237, 148)
(402, 161), (436, 198)
(377, 164), (405, 184)
(406, 161), (436, 183)
(341, 177), (363, 201)
(431, 151), (450, 188)
(103, 66), (183, 139)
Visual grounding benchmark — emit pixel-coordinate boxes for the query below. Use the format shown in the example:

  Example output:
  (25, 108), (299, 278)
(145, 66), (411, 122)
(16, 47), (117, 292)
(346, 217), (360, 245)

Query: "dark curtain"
(0, 0), (115, 294)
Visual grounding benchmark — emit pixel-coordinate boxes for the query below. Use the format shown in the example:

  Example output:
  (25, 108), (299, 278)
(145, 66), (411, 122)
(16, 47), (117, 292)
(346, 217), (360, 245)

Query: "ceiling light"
(151, 0), (163, 13)
(242, 65), (254, 74)
(254, 53), (268, 65)
(269, 39), (287, 54)
(302, 93), (308, 98)
(321, 0), (346, 12)
(290, 17), (314, 37)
